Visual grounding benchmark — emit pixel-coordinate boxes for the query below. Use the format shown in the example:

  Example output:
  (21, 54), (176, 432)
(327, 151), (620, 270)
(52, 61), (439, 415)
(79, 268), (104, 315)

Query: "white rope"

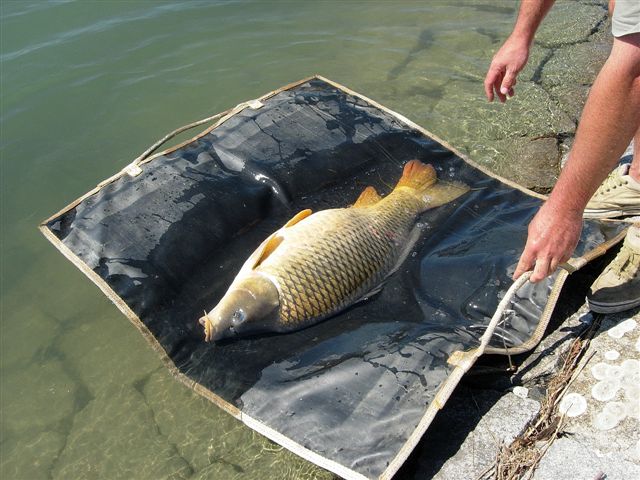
(478, 270), (533, 354)
(433, 271), (533, 408)
(132, 112), (227, 165)
(132, 99), (265, 166)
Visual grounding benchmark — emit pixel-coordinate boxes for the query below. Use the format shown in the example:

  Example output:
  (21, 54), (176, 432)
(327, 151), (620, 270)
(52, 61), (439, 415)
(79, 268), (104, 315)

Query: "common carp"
(199, 160), (469, 341)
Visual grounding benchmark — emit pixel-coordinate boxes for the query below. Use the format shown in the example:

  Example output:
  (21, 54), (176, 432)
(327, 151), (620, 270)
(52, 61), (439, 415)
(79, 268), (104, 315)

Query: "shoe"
(587, 224), (640, 314)
(583, 164), (640, 219)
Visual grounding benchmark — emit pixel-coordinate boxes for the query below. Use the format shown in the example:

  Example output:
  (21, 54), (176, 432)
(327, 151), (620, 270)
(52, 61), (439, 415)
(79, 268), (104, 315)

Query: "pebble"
(513, 386), (529, 399)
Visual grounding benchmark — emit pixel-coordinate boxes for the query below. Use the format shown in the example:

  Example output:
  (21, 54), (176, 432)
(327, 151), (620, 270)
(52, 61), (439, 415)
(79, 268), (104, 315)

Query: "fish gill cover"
(40, 77), (625, 480)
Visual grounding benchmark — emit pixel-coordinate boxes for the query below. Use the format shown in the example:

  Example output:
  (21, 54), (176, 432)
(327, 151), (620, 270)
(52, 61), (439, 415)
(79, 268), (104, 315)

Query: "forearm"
(485, 0), (556, 101)
(509, 0), (556, 46)
(545, 36), (640, 215)
(513, 34), (640, 282)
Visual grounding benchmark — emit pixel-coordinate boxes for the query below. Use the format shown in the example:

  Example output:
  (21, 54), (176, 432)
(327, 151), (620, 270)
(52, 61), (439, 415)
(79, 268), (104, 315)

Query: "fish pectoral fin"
(236, 232), (285, 274)
(253, 234), (284, 268)
(284, 209), (312, 227)
(240, 209), (312, 273)
(388, 225), (422, 277)
(352, 186), (382, 208)
(354, 282), (386, 305)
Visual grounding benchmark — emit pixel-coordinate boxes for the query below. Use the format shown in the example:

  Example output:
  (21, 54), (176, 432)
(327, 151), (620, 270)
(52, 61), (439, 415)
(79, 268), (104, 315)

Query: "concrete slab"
(533, 310), (640, 480)
(433, 392), (540, 480)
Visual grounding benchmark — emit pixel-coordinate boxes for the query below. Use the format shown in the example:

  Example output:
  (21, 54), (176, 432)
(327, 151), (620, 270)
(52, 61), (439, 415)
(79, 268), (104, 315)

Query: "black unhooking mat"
(40, 76), (626, 480)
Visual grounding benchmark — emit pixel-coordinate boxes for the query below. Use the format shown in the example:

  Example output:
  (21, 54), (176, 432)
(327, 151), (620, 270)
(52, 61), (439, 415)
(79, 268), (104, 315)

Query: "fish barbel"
(200, 160), (469, 341)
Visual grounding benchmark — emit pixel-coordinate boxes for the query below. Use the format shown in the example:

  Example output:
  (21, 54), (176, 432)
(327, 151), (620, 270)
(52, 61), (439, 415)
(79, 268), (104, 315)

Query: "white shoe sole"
(583, 207), (640, 219)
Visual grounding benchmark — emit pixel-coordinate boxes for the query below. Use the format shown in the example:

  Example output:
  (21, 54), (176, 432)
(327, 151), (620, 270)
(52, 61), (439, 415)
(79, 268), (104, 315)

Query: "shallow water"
(0, 1), (524, 478)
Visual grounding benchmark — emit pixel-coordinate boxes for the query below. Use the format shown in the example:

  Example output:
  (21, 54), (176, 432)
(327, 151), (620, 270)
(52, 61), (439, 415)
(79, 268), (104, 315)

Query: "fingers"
(484, 79), (494, 102)
(514, 250), (567, 283)
(512, 202), (582, 284)
(514, 254), (554, 283)
(484, 68), (499, 102)
(484, 67), (514, 103)
(485, 58), (521, 102)
(484, 62), (508, 102)
(549, 257), (560, 276)
(531, 257), (551, 283)
(514, 246), (535, 280)
(495, 76), (507, 103)
(513, 231), (563, 282)
(500, 69), (517, 97)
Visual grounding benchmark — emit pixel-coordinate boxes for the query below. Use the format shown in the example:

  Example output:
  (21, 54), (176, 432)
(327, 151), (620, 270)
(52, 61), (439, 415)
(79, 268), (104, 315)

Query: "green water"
(1, 1), (531, 478)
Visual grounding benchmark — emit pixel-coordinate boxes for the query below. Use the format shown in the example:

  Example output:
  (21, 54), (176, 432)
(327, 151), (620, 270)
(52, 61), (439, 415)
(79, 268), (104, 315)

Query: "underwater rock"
(490, 136), (560, 192)
(535, 2), (607, 47)
(52, 384), (193, 480)
(141, 370), (334, 479)
(1, 359), (78, 435)
(0, 430), (66, 480)
(56, 310), (160, 396)
(0, 303), (60, 369)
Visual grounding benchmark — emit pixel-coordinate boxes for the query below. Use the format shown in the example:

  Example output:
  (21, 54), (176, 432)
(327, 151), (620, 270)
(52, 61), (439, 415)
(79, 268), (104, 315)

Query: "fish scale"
(257, 192), (421, 329)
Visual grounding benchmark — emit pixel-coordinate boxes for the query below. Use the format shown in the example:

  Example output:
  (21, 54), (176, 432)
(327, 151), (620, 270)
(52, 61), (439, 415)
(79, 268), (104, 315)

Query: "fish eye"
(231, 309), (246, 326)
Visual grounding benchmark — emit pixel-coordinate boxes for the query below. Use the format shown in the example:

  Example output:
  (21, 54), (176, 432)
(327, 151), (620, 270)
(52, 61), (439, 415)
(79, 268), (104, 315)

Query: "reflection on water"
(1, 1), (521, 478)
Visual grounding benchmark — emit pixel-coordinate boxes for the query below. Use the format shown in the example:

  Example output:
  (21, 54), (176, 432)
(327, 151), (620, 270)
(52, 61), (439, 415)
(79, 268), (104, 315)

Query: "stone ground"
(534, 310), (640, 480)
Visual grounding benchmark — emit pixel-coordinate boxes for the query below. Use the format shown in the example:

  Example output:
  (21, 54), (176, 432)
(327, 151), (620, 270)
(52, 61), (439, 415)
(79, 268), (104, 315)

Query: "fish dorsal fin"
(352, 186), (382, 208)
(284, 209), (312, 227)
(394, 160), (437, 193)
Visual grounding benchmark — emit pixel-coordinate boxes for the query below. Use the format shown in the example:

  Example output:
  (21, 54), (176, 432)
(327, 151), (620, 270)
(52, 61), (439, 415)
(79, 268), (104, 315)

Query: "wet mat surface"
(42, 78), (624, 479)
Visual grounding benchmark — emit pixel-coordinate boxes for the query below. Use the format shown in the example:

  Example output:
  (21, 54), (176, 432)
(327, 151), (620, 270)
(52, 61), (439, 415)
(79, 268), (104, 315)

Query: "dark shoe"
(587, 224), (640, 314)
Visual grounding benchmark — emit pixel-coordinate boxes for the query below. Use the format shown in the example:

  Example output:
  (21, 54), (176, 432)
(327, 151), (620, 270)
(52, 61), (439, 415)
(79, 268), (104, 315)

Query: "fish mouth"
(199, 314), (237, 342)
(199, 314), (215, 342)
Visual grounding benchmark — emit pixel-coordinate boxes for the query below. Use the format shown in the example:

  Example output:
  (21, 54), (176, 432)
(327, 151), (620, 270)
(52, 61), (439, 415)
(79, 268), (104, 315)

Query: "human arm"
(514, 33), (640, 282)
(484, 0), (555, 102)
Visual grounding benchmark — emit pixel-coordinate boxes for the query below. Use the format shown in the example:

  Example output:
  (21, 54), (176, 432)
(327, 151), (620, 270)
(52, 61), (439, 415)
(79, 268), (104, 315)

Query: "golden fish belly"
(256, 192), (422, 330)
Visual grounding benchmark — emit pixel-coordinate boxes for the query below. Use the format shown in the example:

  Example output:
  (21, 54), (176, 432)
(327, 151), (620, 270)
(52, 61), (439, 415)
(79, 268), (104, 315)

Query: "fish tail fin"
(420, 182), (470, 210)
(395, 160), (469, 210)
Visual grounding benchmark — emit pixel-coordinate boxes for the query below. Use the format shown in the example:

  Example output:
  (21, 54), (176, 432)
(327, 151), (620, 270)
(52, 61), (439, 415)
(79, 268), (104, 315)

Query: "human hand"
(484, 37), (530, 102)
(514, 202), (583, 282)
